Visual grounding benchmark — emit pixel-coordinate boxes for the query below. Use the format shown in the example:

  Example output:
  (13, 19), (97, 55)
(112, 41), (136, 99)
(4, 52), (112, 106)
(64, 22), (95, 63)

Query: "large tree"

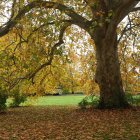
(0, 0), (139, 108)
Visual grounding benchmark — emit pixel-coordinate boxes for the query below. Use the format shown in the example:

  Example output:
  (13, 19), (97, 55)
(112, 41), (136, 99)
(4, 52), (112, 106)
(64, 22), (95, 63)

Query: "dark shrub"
(79, 94), (99, 109)
(53, 93), (60, 96)
(62, 89), (70, 95)
(125, 93), (134, 105)
(75, 92), (84, 95)
(78, 99), (89, 109)
(125, 92), (140, 106)
(0, 88), (8, 112)
(10, 89), (27, 107)
(43, 92), (52, 96)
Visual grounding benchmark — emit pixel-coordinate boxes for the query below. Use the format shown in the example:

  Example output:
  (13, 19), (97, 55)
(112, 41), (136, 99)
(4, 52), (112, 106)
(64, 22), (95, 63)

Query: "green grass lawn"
(22, 95), (85, 106)
(7, 94), (140, 107)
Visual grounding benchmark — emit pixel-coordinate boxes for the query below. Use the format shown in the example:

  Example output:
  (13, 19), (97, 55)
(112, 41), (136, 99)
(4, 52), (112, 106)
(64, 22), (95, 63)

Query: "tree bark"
(94, 29), (129, 109)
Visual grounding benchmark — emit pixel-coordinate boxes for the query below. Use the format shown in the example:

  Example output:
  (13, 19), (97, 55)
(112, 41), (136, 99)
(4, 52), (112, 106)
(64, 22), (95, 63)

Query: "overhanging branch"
(9, 23), (71, 89)
(0, 0), (88, 37)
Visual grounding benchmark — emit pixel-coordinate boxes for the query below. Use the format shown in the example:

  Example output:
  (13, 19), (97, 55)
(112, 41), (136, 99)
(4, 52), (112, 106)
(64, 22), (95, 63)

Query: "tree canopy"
(0, 0), (139, 108)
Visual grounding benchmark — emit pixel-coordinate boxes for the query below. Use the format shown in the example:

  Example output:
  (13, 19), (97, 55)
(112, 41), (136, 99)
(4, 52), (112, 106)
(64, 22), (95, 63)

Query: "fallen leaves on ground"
(0, 106), (140, 140)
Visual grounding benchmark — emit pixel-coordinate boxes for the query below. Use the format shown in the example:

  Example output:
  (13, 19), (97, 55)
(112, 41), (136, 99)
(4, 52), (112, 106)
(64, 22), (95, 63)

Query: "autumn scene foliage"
(0, 107), (140, 140)
(0, 0), (140, 139)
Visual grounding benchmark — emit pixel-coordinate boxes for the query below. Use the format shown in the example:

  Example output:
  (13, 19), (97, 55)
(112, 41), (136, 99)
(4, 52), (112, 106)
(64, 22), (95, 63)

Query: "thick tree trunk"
(94, 31), (129, 109)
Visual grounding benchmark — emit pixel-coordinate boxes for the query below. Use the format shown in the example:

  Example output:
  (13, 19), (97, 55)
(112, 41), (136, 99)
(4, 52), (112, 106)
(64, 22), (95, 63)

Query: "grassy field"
(21, 95), (86, 106)
(7, 94), (140, 107)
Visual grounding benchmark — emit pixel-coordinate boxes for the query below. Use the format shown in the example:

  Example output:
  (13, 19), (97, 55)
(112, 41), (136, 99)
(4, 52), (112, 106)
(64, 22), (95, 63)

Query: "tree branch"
(9, 23), (71, 89)
(10, 0), (17, 20)
(114, 1), (139, 24)
(131, 7), (140, 12)
(0, 0), (88, 37)
(117, 24), (139, 44)
(117, 13), (140, 44)
(105, 0), (139, 39)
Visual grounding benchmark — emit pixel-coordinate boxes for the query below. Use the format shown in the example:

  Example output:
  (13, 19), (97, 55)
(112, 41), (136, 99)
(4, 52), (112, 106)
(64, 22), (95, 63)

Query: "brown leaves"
(0, 107), (140, 140)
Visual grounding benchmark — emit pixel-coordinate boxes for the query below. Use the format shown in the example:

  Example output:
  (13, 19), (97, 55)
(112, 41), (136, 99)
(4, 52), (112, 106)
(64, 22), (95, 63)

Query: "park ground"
(0, 95), (140, 140)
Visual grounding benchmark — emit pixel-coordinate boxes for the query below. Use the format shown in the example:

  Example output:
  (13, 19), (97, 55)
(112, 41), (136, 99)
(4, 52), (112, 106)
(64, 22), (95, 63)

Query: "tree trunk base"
(97, 99), (131, 109)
